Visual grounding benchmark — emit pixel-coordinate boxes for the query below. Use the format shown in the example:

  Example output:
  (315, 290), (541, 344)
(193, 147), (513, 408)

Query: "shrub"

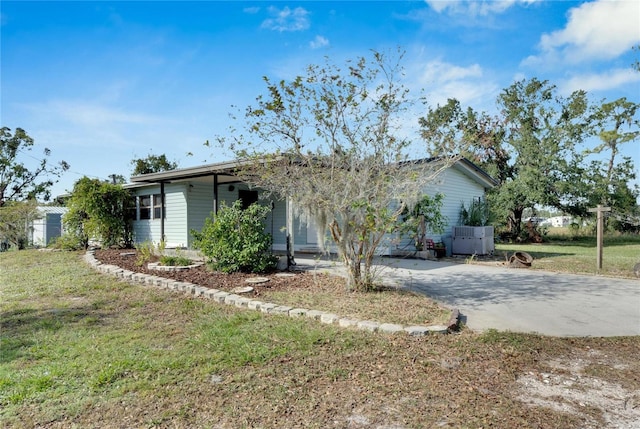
(135, 241), (154, 266)
(159, 255), (192, 266)
(63, 177), (134, 249)
(49, 233), (84, 251)
(191, 200), (278, 274)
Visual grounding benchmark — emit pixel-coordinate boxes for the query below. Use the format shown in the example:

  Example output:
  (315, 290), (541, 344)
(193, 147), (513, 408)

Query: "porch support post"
(160, 181), (165, 242)
(213, 174), (219, 215)
(286, 195), (295, 268)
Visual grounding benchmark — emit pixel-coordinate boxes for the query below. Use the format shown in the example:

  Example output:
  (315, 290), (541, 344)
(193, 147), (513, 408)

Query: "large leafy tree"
(131, 153), (178, 176)
(589, 97), (639, 196)
(63, 177), (135, 249)
(0, 127), (69, 207)
(421, 79), (592, 238)
(578, 98), (640, 230)
(220, 51), (453, 291)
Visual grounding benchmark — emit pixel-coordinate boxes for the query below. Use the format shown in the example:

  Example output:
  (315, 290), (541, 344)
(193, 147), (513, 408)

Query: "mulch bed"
(93, 248), (342, 297)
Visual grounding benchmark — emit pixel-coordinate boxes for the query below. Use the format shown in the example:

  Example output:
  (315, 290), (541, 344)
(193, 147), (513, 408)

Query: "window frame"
(139, 195), (152, 220)
(153, 193), (164, 219)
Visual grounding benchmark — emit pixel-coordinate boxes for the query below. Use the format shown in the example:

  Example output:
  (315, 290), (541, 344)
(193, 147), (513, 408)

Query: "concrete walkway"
(294, 255), (640, 337)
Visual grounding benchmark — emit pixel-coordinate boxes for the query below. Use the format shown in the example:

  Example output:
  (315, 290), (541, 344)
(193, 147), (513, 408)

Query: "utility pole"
(588, 205), (611, 273)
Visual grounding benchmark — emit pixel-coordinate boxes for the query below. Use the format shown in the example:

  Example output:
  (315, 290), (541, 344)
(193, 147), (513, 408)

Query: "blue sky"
(2, 0), (639, 199)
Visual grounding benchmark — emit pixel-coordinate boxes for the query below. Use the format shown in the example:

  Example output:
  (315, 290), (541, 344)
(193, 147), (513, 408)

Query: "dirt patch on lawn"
(517, 349), (640, 428)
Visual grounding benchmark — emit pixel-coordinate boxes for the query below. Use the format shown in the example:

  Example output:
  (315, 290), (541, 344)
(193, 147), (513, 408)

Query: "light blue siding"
(186, 182), (214, 247)
(432, 166), (487, 250)
(129, 161), (491, 255)
(165, 184), (189, 246)
(265, 197), (287, 248)
(291, 166), (489, 256)
(132, 183), (189, 247)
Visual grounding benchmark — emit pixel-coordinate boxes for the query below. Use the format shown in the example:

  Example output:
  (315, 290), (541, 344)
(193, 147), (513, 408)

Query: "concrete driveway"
(295, 256), (640, 337)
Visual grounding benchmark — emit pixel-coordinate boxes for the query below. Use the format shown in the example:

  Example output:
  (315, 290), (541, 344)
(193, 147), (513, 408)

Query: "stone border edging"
(84, 251), (460, 336)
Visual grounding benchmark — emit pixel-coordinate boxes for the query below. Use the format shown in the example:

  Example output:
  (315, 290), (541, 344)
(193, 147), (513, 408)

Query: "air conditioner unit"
(451, 226), (494, 255)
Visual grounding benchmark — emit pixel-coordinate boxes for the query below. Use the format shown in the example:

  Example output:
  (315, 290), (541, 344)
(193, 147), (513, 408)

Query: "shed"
(30, 206), (68, 247)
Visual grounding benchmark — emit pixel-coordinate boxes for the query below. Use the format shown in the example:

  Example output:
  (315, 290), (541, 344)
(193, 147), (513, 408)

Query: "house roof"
(37, 206), (68, 215)
(130, 159), (248, 184)
(129, 156), (498, 189)
(452, 158), (498, 189)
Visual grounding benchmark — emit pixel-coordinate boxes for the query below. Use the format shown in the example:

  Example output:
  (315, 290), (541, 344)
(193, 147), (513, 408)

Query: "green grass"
(1, 249), (639, 428)
(0, 250), (351, 426)
(493, 233), (640, 277)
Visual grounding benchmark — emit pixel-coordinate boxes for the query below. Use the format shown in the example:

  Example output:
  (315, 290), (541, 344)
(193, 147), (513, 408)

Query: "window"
(239, 190), (258, 209)
(153, 194), (163, 219)
(139, 195), (151, 220)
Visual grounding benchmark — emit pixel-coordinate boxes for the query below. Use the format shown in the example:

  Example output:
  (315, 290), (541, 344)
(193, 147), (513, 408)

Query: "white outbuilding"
(30, 206), (68, 247)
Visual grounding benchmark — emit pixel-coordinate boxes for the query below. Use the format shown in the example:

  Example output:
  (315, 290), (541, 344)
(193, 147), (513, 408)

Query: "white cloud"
(425, 0), (539, 16)
(38, 100), (160, 127)
(309, 35), (329, 49)
(560, 68), (640, 94)
(421, 60), (483, 82)
(261, 6), (310, 32)
(527, 0), (640, 65)
(243, 7), (260, 14)
(410, 58), (499, 107)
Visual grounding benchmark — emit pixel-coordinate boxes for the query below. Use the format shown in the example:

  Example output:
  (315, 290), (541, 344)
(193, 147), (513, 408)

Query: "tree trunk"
(508, 206), (524, 239)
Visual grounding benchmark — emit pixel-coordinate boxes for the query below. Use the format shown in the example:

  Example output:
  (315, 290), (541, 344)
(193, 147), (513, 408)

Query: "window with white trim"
(153, 193), (163, 219)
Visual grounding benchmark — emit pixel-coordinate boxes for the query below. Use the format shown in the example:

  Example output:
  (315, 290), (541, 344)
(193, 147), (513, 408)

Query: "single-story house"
(126, 157), (497, 257)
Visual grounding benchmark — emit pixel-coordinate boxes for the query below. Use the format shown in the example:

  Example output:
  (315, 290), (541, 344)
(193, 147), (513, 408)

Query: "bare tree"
(221, 51), (453, 291)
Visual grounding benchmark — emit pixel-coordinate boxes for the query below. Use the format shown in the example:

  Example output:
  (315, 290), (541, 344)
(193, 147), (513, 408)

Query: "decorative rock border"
(84, 251), (461, 336)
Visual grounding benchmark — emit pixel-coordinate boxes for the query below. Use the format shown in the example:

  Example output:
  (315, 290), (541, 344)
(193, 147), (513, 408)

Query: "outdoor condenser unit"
(451, 226), (495, 255)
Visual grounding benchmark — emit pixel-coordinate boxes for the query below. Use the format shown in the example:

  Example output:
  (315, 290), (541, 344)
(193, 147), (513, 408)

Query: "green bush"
(135, 241), (155, 266)
(63, 177), (134, 249)
(159, 255), (192, 266)
(49, 233), (84, 251)
(191, 200), (278, 274)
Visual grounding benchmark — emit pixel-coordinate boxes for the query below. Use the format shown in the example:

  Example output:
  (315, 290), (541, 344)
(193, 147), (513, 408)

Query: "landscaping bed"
(94, 249), (452, 327)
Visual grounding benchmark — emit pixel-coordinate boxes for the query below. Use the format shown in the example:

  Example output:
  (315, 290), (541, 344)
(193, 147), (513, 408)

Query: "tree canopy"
(131, 153), (178, 176)
(421, 79), (595, 238)
(0, 127), (69, 207)
(63, 177), (135, 249)
(0, 199), (40, 249)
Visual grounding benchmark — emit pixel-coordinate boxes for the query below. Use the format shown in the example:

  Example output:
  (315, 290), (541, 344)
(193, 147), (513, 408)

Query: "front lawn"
(1, 249), (639, 428)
